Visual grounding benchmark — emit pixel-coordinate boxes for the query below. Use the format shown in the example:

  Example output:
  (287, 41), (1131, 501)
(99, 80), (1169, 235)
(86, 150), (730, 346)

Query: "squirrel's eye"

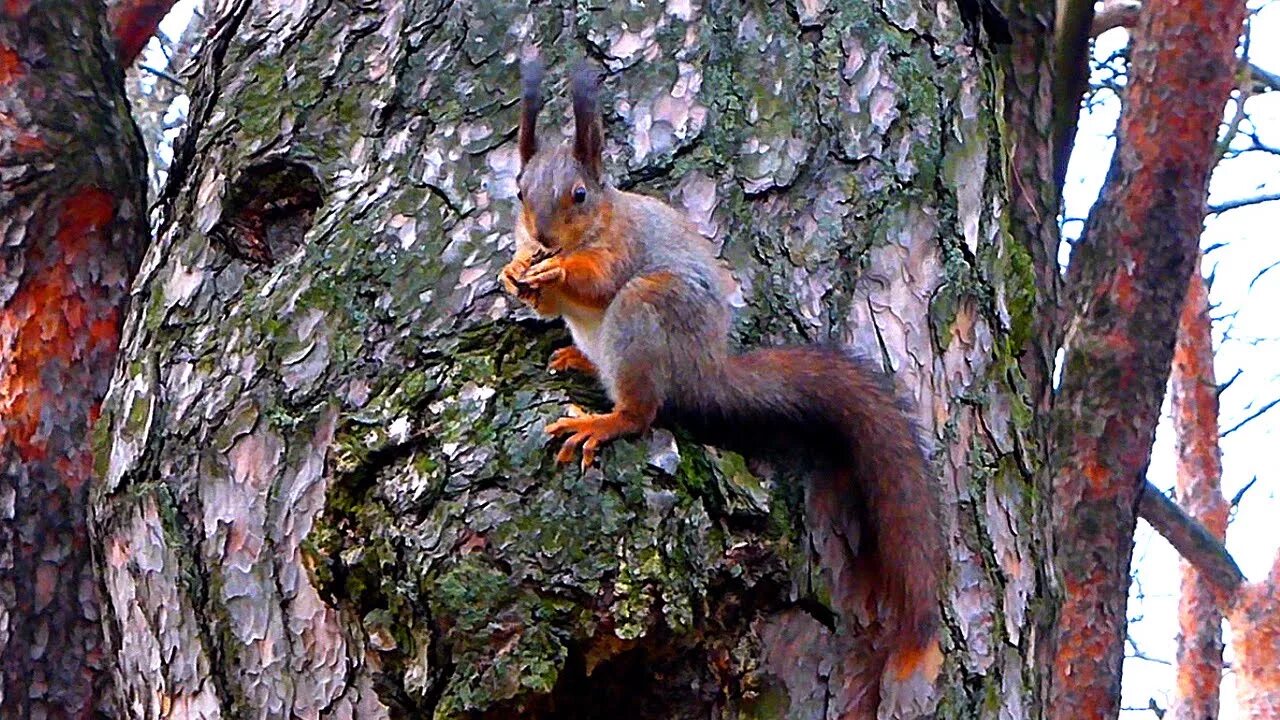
(572, 186), (587, 204)
(516, 189), (524, 202)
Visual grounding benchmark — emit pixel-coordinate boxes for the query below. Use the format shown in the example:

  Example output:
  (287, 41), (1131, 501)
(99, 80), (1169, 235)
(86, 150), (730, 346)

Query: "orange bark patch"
(0, 45), (20, 85)
(1082, 456), (1109, 493)
(1111, 262), (1137, 313)
(1228, 562), (1280, 717)
(14, 132), (45, 154)
(0, 188), (118, 466)
(1052, 561), (1128, 717)
(0, 0), (28, 19)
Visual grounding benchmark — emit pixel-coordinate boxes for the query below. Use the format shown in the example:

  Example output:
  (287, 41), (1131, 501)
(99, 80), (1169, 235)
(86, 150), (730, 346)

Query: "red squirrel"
(500, 56), (945, 693)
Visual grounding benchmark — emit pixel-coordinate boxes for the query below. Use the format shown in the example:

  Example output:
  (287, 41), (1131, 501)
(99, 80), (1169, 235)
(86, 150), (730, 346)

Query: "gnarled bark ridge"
(94, 1), (1047, 717)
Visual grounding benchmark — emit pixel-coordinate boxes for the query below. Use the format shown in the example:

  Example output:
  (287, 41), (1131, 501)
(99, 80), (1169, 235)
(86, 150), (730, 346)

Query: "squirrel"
(499, 55), (945, 698)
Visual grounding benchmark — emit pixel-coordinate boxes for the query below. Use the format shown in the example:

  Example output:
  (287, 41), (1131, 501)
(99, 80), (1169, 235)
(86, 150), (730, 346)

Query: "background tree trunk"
(1169, 261), (1227, 720)
(93, 1), (1050, 717)
(1, 4), (149, 716)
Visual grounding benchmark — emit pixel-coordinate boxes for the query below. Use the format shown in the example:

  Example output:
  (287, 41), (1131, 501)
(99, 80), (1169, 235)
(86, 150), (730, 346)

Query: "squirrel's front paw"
(519, 256), (566, 290)
(500, 260), (544, 310)
(548, 346), (597, 375)
(500, 258), (531, 296)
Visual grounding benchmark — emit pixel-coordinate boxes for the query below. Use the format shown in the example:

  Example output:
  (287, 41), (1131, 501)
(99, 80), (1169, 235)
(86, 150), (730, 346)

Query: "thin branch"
(1249, 258), (1280, 289)
(1139, 481), (1245, 596)
(1129, 650), (1174, 667)
(1220, 396), (1280, 437)
(1208, 192), (1280, 214)
(1216, 368), (1242, 396)
(1216, 21), (1252, 161)
(1229, 476), (1259, 510)
(1251, 62), (1280, 92)
(139, 64), (184, 87)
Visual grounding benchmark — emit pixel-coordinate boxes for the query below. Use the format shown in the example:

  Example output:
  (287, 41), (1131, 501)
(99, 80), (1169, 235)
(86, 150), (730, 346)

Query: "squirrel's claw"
(499, 258), (533, 298)
(545, 410), (644, 470)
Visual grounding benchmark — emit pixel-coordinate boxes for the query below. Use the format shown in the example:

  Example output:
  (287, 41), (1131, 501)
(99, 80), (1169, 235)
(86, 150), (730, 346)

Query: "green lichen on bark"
(310, 321), (764, 712)
(92, 0), (1049, 718)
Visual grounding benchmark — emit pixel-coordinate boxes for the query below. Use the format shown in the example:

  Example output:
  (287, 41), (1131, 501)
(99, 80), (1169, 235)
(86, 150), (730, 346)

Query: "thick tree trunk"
(0, 4), (149, 717)
(94, 1), (1048, 717)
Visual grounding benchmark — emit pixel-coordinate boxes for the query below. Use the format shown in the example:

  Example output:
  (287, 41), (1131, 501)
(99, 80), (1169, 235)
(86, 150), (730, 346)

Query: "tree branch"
(1139, 482), (1244, 596)
(1208, 192), (1280, 214)
(1091, 0), (1141, 36)
(1251, 62), (1280, 92)
(1228, 476), (1258, 509)
(1052, 0), (1096, 190)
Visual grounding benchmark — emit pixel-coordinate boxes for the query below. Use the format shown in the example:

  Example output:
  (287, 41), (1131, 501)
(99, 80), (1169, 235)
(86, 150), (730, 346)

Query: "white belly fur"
(561, 302), (607, 369)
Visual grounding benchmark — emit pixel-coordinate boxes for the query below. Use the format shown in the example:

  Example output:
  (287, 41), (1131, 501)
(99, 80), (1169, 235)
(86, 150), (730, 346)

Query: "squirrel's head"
(515, 54), (610, 252)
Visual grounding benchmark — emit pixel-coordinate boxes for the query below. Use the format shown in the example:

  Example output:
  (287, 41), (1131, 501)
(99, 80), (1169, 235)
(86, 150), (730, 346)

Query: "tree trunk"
(1, 3), (149, 716)
(93, 1), (1050, 717)
(1046, 0), (1245, 713)
(1169, 261), (1227, 720)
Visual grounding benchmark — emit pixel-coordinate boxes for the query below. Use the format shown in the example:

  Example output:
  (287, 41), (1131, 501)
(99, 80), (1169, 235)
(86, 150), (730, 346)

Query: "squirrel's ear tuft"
(570, 60), (604, 182)
(518, 48), (545, 166)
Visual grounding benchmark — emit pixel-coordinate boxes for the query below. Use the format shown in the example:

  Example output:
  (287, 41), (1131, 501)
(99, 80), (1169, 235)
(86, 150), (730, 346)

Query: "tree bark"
(1229, 556), (1280, 717)
(1169, 261), (1227, 720)
(1047, 0), (1246, 714)
(0, 2), (149, 717)
(94, 1), (1049, 717)
(109, 0), (178, 66)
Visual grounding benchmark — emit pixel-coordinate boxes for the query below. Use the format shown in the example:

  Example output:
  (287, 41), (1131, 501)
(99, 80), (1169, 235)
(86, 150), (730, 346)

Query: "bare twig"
(139, 64), (184, 87)
(1252, 62), (1280, 92)
(1216, 21), (1253, 160)
(1216, 368), (1242, 396)
(1229, 476), (1258, 509)
(1250, 259), (1280, 289)
(1221, 396), (1280, 437)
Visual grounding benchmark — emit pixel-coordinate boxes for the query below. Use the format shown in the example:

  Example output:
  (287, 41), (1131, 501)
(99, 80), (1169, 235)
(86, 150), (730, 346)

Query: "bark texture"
(1229, 556), (1280, 717)
(0, 2), (149, 717)
(1047, 0), (1247, 715)
(1169, 261), (1227, 720)
(94, 1), (1046, 718)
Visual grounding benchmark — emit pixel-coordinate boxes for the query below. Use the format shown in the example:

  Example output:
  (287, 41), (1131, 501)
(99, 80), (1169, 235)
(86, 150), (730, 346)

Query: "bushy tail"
(678, 346), (943, 657)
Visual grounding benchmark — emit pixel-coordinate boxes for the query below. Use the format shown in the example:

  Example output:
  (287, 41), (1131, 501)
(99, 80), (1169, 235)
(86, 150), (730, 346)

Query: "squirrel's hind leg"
(546, 275), (676, 468)
(545, 406), (652, 468)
